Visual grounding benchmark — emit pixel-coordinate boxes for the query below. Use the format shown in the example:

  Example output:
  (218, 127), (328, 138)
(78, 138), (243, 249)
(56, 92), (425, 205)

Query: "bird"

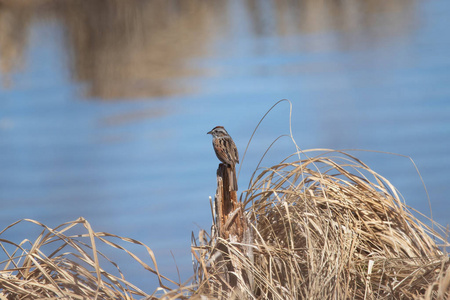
(207, 126), (239, 191)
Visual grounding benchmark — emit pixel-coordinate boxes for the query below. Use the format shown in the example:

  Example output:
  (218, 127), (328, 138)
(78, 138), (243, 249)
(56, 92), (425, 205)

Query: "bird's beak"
(207, 130), (212, 135)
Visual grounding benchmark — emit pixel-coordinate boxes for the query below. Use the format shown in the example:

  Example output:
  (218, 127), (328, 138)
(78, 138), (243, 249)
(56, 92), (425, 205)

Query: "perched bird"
(207, 126), (239, 191)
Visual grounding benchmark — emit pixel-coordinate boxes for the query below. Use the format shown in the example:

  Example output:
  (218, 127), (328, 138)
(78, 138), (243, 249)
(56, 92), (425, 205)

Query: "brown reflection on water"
(0, 2), (33, 87)
(58, 0), (220, 99)
(273, 0), (414, 36)
(0, 0), (415, 99)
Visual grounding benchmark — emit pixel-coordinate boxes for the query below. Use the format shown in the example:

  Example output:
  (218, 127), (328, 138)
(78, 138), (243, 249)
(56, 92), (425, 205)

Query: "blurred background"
(1, 0), (449, 293)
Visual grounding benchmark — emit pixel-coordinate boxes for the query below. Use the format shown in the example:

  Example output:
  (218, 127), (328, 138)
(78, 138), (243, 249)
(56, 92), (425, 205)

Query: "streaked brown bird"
(207, 126), (239, 191)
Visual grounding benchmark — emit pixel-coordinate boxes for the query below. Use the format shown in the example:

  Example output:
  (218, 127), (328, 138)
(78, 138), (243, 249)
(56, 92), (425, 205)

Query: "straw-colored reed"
(192, 150), (449, 299)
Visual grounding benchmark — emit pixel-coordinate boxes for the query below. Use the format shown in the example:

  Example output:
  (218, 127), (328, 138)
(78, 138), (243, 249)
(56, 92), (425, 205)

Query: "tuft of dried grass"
(192, 149), (449, 299)
(0, 217), (193, 299)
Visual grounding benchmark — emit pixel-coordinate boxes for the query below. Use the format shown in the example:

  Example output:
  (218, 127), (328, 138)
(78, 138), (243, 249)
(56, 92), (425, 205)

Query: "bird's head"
(207, 126), (228, 138)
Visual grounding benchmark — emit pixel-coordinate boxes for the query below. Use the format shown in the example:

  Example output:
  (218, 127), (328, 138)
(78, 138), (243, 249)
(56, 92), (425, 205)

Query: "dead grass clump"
(192, 149), (449, 299)
(0, 217), (192, 299)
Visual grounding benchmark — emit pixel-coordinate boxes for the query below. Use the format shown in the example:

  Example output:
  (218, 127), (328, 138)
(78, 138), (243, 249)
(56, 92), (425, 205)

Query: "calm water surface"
(1, 0), (449, 293)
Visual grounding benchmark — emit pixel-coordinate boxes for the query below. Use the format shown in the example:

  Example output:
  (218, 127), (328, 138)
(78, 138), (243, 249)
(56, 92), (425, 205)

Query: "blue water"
(1, 0), (449, 294)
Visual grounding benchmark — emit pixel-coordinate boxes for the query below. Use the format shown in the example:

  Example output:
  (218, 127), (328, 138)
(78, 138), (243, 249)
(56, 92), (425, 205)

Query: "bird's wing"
(233, 140), (239, 164)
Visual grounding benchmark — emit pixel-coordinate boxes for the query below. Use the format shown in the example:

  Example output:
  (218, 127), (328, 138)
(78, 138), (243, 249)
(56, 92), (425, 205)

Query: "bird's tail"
(230, 166), (238, 191)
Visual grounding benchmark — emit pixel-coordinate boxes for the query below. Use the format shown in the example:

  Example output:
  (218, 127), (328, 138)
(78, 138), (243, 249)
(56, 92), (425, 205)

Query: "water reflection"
(1, 0), (415, 98)
(0, 1), (33, 88)
(1, 0), (448, 293)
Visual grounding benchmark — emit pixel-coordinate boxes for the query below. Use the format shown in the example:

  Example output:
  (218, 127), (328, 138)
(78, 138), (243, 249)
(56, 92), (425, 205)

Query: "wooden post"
(212, 164), (254, 292)
(215, 164), (246, 241)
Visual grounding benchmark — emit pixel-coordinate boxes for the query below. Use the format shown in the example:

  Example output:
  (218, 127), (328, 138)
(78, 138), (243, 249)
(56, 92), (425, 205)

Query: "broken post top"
(215, 163), (245, 240)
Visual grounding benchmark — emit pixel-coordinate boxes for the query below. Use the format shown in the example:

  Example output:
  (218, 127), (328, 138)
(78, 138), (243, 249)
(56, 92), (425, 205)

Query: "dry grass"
(0, 218), (193, 299)
(0, 150), (448, 299)
(192, 149), (449, 299)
